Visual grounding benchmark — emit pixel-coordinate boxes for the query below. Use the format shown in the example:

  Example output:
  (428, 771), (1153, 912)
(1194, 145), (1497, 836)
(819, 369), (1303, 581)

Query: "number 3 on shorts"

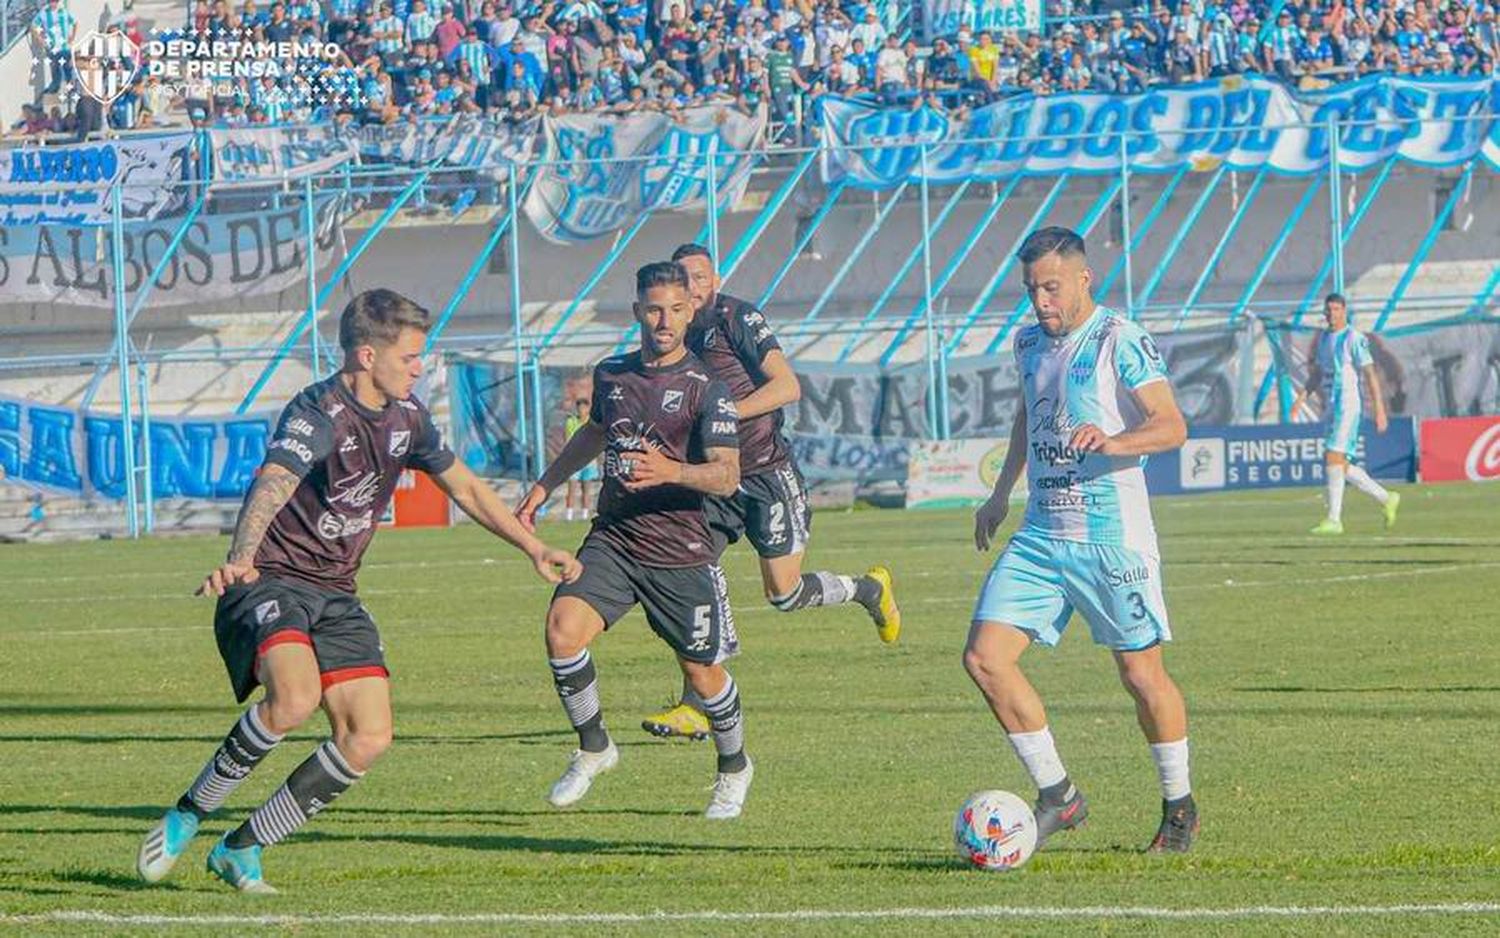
(1126, 590), (1147, 621)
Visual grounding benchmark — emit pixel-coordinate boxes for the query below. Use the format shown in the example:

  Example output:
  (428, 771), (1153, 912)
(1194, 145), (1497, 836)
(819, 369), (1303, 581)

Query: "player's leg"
(565, 478), (579, 521)
(679, 659), (753, 819)
(138, 583), (320, 884)
(1114, 646), (1198, 853)
(965, 532), (1086, 846)
(1313, 448), (1349, 533)
(1343, 460), (1398, 525)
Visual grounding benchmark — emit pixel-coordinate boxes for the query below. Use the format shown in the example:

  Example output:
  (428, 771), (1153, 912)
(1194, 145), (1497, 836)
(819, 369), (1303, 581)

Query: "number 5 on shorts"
(691, 605), (711, 645)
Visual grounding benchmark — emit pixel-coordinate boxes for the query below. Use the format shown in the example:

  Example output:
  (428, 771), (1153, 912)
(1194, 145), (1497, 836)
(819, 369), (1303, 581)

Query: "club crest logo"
(71, 29), (140, 104)
(388, 430), (411, 457)
(662, 389), (684, 413)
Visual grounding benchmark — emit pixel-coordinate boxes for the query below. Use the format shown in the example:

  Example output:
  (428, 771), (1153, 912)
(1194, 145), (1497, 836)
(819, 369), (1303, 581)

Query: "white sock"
(566, 507), (575, 521)
(1325, 465), (1346, 521)
(1344, 463), (1390, 505)
(1150, 738), (1192, 801)
(1007, 727), (1067, 789)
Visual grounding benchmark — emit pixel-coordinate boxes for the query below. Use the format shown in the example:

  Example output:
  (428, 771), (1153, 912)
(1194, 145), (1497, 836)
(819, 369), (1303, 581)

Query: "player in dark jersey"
(639, 244), (902, 741)
(515, 261), (753, 818)
(136, 289), (581, 892)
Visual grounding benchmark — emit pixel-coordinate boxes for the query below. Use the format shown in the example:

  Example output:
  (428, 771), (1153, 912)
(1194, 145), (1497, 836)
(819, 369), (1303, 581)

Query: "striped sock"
(179, 705), (283, 817)
(768, 572), (879, 611)
(550, 650), (609, 752)
(228, 741), (364, 849)
(701, 675), (747, 774)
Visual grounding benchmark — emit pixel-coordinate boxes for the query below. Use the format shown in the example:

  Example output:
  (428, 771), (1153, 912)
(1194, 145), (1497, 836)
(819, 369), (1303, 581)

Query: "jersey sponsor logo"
(685, 370), (710, 383)
(1033, 472), (1080, 489)
(1028, 397), (1075, 437)
(662, 389), (684, 413)
(330, 470), (382, 509)
(1464, 424), (1500, 480)
(254, 599), (281, 625)
(1141, 334), (1163, 363)
(711, 420), (738, 436)
(716, 398), (739, 418)
(285, 417), (316, 437)
(1106, 564), (1152, 588)
(339, 435), (359, 454)
(1018, 332), (1040, 351)
(1030, 440), (1088, 466)
(317, 509), (375, 540)
(743, 310), (766, 325)
(270, 437), (315, 464)
(388, 430), (411, 457)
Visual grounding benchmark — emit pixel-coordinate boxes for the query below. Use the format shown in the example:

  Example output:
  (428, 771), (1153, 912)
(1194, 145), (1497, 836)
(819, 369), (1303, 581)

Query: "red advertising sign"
(1419, 416), (1500, 482)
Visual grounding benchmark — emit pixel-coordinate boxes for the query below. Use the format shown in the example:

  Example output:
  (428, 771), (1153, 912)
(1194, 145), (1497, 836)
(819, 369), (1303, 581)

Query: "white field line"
(6, 903), (1500, 927)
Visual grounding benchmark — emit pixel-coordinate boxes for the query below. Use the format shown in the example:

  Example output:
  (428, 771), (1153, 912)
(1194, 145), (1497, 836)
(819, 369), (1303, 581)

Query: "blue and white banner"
(0, 134), (193, 226)
(525, 104), (765, 244)
(0, 394), (274, 500)
(357, 115), (539, 172)
(0, 193), (345, 306)
(1146, 418), (1417, 494)
(209, 124), (359, 182)
(924, 0), (1043, 40)
(821, 76), (1500, 187)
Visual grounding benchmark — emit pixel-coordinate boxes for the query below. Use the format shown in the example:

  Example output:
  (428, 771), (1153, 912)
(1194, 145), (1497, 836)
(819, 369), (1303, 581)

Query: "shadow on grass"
(0, 728), (576, 746)
(0, 704), (229, 718)
(49, 868), (173, 892)
(1236, 685), (1500, 695)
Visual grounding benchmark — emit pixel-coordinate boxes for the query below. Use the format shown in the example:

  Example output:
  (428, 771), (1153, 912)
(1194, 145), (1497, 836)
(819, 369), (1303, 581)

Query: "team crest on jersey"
(254, 600), (281, 626)
(661, 389), (684, 413)
(388, 430), (411, 457)
(702, 328), (719, 348)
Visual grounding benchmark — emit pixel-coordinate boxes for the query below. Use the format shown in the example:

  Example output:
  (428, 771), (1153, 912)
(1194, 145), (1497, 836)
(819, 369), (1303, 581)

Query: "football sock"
(179, 705), (283, 818)
(1325, 465), (1346, 521)
(700, 674), (747, 774)
(1008, 727), (1068, 791)
(227, 741), (363, 849)
(550, 650), (609, 752)
(768, 572), (880, 611)
(1343, 463), (1391, 505)
(1149, 738), (1192, 801)
(679, 677), (704, 712)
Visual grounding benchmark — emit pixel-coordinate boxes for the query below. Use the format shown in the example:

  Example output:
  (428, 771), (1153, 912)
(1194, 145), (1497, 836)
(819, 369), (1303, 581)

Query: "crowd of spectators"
(12, 0), (1500, 140)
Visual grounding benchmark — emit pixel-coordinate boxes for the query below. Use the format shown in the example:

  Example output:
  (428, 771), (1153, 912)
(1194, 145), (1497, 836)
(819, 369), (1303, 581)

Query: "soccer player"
(1289, 293), (1400, 535)
(515, 261), (754, 818)
(136, 289), (581, 892)
(562, 395), (599, 521)
(967, 227), (1199, 853)
(638, 243), (901, 741)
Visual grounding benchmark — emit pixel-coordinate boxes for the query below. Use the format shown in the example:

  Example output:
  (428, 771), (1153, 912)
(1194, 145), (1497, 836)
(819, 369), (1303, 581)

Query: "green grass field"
(3, 484), (1499, 936)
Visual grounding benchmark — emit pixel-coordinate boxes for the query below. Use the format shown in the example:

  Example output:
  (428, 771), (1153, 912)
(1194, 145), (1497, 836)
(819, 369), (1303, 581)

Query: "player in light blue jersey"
(1290, 293), (1399, 535)
(966, 227), (1198, 853)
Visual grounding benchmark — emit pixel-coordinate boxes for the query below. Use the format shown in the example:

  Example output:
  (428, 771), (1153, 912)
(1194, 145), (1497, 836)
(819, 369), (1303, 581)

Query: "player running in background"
(136, 289), (580, 892)
(967, 227), (1199, 853)
(639, 243), (900, 742)
(562, 395), (600, 521)
(1290, 293), (1400, 535)
(516, 261), (754, 818)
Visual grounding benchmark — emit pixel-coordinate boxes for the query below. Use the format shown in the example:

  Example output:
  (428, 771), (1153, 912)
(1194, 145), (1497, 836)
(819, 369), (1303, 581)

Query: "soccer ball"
(953, 790), (1038, 871)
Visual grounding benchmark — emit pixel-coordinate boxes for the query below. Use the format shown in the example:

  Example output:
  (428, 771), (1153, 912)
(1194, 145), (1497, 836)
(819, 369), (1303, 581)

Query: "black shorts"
(706, 462), (812, 559)
(214, 576), (388, 703)
(553, 536), (738, 664)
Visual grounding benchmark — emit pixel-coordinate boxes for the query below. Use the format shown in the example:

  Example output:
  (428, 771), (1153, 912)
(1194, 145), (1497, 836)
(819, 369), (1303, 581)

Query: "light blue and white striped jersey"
(1015, 306), (1169, 554)
(1315, 326), (1371, 416)
(406, 9), (437, 40)
(33, 5), (76, 51)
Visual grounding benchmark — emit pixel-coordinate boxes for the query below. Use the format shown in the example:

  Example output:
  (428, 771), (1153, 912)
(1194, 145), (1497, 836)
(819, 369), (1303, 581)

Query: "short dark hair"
(338, 288), (431, 352)
(1017, 226), (1086, 265)
(1324, 292), (1347, 308)
(670, 242), (712, 264)
(636, 260), (690, 295)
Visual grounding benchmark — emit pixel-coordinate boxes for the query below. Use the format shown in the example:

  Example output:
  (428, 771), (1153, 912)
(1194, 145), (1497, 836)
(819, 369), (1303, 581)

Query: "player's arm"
(516, 420), (606, 530)
(198, 463), (300, 596)
(1362, 363), (1388, 433)
(623, 445), (740, 496)
(734, 349), (800, 419)
(434, 461), (582, 584)
(975, 398), (1026, 551)
(1073, 379), (1188, 456)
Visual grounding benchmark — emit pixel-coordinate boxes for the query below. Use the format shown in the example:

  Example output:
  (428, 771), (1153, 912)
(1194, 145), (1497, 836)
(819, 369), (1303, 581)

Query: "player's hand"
(1375, 411), (1388, 434)
(1069, 423), (1117, 455)
(515, 484), (548, 532)
(196, 560), (260, 597)
(619, 448), (681, 490)
(974, 495), (1009, 552)
(530, 546), (582, 584)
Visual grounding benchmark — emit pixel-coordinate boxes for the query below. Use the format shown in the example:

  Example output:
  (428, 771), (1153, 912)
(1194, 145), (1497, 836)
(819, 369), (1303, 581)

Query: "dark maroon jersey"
(588, 350), (739, 568)
(685, 292), (790, 474)
(256, 375), (455, 593)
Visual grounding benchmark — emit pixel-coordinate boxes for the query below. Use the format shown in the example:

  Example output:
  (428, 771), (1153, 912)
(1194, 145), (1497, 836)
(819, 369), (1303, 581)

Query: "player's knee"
(336, 725), (393, 772)
(262, 688), (320, 734)
(1117, 659), (1171, 700)
(962, 644), (997, 683)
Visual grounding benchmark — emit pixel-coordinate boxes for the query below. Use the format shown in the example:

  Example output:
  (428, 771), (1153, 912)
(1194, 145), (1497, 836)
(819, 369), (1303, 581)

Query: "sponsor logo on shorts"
(285, 417), (315, 437)
(270, 438), (314, 464)
(388, 430), (411, 457)
(1106, 564), (1152, 588)
(317, 509), (375, 540)
(254, 600), (281, 625)
(662, 389), (684, 413)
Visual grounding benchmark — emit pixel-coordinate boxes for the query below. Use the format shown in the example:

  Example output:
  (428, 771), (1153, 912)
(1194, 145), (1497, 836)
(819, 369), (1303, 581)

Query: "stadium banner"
(525, 104), (766, 243)
(1418, 415), (1500, 482)
(0, 393), (273, 500)
(924, 0), (1044, 40)
(819, 75), (1500, 187)
(0, 192), (345, 307)
(209, 124), (359, 181)
(356, 115), (539, 171)
(449, 324), (1251, 482)
(905, 438), (1027, 508)
(1146, 417), (1418, 495)
(1265, 318), (1500, 419)
(0, 134), (193, 226)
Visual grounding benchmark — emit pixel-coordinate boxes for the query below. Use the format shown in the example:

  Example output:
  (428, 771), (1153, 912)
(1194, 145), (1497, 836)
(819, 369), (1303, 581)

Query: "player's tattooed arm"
(621, 444), (739, 496)
(197, 463), (300, 596)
